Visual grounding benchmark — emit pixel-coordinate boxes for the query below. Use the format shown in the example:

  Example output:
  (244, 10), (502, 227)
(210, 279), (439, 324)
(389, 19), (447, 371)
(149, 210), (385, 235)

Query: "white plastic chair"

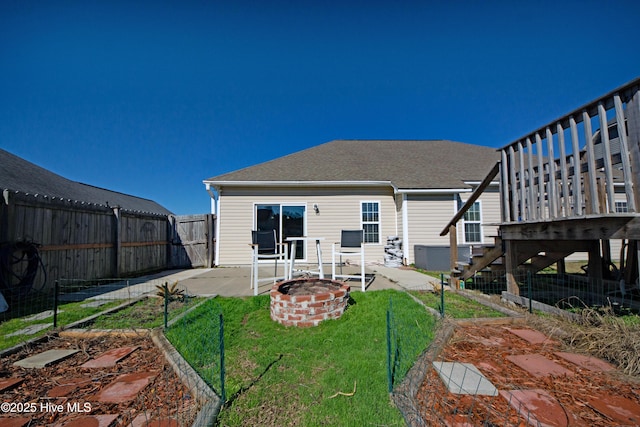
(331, 229), (366, 291)
(250, 230), (289, 296)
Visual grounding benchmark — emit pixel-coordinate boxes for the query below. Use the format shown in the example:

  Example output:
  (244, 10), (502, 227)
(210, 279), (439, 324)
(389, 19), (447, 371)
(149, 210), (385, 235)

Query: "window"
(462, 201), (482, 243)
(255, 204), (306, 259)
(361, 201), (380, 244)
(615, 201), (628, 213)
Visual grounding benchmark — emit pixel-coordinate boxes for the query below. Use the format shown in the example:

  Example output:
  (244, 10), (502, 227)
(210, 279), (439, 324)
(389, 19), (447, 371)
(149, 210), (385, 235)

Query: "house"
(1, 148), (177, 289)
(0, 148), (172, 215)
(203, 139), (500, 267)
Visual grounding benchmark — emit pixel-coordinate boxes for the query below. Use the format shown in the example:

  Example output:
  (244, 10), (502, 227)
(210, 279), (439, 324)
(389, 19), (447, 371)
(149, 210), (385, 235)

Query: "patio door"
(255, 204), (306, 260)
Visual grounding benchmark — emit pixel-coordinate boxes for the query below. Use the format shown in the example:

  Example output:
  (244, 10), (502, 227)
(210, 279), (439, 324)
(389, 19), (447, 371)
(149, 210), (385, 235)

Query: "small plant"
(156, 281), (185, 302)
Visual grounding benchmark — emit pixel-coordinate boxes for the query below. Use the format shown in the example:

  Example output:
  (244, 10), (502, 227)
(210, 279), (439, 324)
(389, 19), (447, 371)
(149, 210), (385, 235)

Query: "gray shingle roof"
(1, 148), (172, 215)
(205, 139), (500, 189)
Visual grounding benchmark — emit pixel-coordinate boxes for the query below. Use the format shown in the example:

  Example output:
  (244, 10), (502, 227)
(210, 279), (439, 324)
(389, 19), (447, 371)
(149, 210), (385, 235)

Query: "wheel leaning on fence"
(0, 240), (46, 302)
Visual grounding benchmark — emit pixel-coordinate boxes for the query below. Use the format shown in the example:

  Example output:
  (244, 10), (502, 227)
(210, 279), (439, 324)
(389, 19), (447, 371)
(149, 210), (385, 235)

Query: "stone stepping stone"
(554, 351), (615, 372)
(0, 417), (31, 427)
(432, 361), (498, 396)
(22, 310), (58, 321)
(55, 414), (119, 427)
(500, 389), (572, 426)
(47, 376), (93, 397)
(6, 323), (52, 337)
(146, 418), (180, 427)
(80, 300), (110, 308)
(13, 349), (79, 369)
(0, 377), (23, 392)
(505, 328), (556, 345)
(93, 371), (157, 403)
(80, 346), (139, 368)
(506, 354), (573, 378)
(584, 394), (640, 426)
(131, 415), (180, 427)
(466, 333), (506, 347)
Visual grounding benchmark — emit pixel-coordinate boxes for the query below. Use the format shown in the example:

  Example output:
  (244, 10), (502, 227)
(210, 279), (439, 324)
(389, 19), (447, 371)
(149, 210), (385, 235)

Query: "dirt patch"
(416, 322), (640, 426)
(0, 331), (200, 426)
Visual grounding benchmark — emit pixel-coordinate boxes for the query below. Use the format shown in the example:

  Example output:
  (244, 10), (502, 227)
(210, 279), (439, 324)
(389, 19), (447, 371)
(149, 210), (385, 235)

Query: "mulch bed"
(0, 331), (199, 426)
(415, 322), (640, 426)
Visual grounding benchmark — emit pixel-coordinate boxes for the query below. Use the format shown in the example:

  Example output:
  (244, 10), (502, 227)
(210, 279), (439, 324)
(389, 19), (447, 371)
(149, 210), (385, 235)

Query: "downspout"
(402, 193), (409, 265)
(205, 184), (220, 266)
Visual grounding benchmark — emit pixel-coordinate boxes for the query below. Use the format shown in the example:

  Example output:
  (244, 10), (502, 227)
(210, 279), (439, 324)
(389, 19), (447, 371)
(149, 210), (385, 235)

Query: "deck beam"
(499, 214), (640, 241)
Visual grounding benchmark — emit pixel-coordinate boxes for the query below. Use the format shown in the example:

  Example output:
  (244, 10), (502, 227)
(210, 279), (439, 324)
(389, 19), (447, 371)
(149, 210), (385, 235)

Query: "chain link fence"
(388, 267), (640, 426)
(1, 274), (225, 426)
(460, 267), (640, 316)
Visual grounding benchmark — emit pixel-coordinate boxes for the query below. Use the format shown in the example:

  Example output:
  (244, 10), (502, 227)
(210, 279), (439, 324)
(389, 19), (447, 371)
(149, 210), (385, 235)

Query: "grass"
(0, 294), (203, 351)
(409, 290), (506, 318)
(0, 299), (124, 351)
(90, 296), (203, 329)
(410, 266), (446, 280)
(166, 289), (436, 426)
(529, 306), (640, 376)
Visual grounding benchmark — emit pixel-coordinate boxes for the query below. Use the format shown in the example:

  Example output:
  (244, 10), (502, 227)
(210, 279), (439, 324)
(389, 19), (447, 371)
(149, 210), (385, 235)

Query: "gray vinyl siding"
(216, 185), (398, 265)
(402, 187), (502, 265)
(404, 194), (455, 264)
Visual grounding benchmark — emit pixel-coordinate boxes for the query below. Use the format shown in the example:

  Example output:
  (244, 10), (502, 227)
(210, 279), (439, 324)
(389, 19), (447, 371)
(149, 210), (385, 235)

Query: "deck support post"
(624, 240), (639, 288)
(587, 240), (603, 289)
(557, 259), (566, 277)
(505, 240), (519, 295)
(449, 225), (459, 289)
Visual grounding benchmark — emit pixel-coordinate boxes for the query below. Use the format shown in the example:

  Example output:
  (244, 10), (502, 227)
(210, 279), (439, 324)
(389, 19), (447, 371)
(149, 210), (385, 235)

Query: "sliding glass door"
(255, 204), (306, 259)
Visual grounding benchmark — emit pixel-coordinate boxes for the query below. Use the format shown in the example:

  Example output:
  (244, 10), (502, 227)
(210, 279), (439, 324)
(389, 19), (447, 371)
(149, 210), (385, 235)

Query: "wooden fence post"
(0, 190), (9, 243)
(167, 215), (175, 269)
(112, 206), (121, 277)
(207, 213), (215, 268)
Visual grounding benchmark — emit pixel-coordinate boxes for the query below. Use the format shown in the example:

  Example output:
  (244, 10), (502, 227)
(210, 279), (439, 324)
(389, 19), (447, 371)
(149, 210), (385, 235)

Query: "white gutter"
(203, 180), (480, 196)
(396, 188), (472, 194)
(202, 180), (395, 189)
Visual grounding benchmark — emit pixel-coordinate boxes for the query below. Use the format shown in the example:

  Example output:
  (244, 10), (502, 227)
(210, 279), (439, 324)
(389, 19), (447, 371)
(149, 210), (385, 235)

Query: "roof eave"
(203, 179), (396, 189)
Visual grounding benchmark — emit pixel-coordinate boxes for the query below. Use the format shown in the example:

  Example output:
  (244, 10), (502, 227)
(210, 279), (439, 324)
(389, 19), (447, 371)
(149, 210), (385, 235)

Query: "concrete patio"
(142, 264), (440, 298)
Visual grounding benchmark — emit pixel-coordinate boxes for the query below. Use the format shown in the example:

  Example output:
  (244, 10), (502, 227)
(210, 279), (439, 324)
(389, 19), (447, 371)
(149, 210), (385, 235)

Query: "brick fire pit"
(270, 278), (350, 327)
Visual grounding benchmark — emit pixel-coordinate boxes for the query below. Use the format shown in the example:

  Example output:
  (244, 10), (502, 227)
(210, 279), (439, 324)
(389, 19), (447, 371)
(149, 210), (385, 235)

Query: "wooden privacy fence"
(0, 190), (214, 291)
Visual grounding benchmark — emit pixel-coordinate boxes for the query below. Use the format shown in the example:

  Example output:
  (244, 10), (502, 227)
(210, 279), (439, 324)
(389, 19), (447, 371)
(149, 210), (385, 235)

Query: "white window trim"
(615, 200), (628, 213)
(360, 200), (381, 245)
(461, 200), (483, 244)
(253, 202), (309, 261)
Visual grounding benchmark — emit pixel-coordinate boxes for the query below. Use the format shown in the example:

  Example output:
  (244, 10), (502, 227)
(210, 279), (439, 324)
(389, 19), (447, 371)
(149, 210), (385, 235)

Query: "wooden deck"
(443, 77), (640, 295)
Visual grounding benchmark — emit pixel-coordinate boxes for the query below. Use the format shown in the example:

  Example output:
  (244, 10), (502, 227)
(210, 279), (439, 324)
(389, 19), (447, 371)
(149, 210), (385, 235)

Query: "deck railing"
(499, 77), (640, 223)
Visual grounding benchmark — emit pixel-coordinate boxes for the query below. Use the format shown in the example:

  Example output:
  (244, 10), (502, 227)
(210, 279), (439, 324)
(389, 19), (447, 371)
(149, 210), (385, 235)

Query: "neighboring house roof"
(205, 139), (500, 190)
(0, 148), (173, 215)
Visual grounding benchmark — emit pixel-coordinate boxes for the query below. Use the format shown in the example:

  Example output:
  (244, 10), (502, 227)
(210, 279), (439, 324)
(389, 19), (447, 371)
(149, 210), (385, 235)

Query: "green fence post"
(527, 271), (533, 314)
(53, 280), (59, 328)
(386, 302), (393, 393)
(163, 282), (169, 329)
(440, 273), (445, 317)
(219, 312), (226, 403)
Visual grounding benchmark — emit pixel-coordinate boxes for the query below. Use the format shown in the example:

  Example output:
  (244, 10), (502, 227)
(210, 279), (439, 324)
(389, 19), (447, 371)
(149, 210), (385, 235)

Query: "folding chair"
(250, 230), (289, 296)
(331, 229), (366, 291)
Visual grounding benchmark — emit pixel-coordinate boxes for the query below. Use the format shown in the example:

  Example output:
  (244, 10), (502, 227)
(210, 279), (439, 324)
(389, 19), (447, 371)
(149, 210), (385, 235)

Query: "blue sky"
(2, 0), (639, 215)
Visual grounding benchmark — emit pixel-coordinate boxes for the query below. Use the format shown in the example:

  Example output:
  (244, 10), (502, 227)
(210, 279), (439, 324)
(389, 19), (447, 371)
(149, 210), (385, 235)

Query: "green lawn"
(0, 299), (124, 351)
(166, 289), (436, 426)
(409, 290), (506, 318)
